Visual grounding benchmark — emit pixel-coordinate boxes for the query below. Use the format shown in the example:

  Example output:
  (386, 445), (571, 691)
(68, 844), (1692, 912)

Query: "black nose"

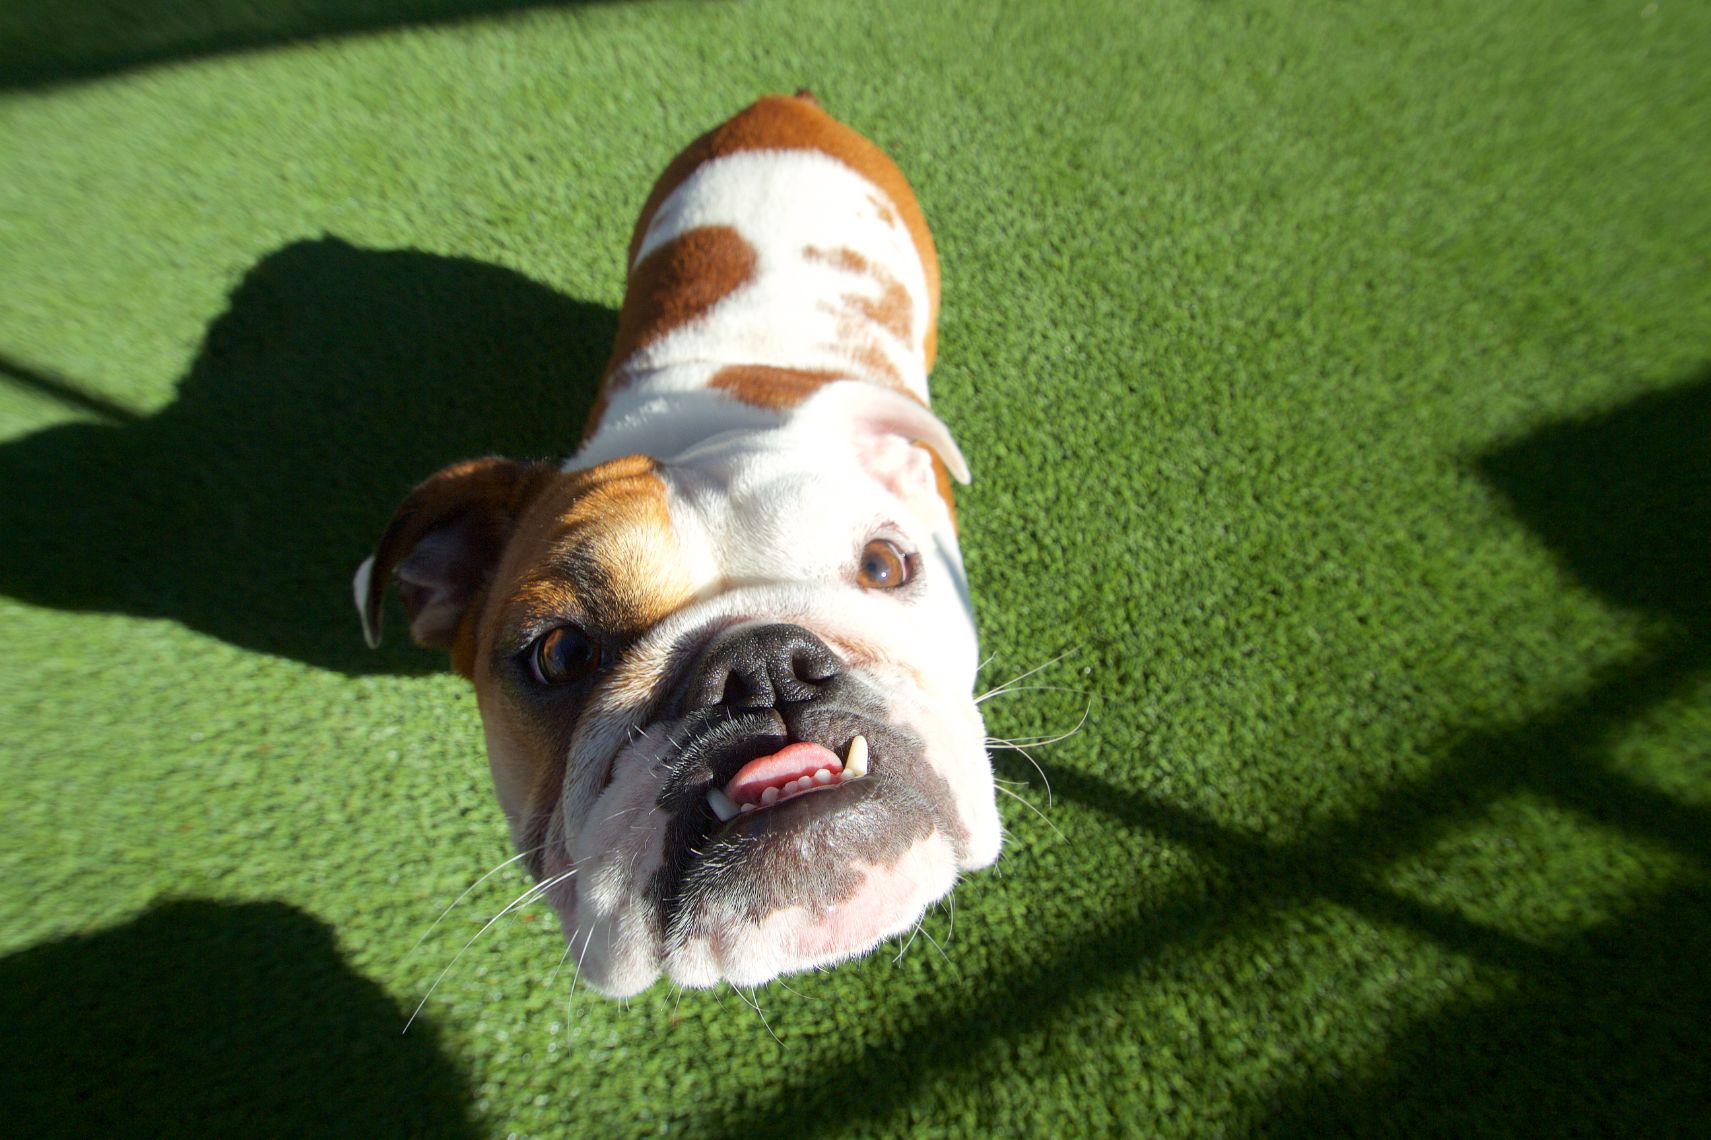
(685, 623), (843, 712)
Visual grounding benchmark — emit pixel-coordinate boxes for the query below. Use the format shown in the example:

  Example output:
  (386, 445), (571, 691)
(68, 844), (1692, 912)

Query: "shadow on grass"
(1478, 369), (1711, 634)
(1256, 369), (1711, 1133)
(1260, 885), (1711, 1136)
(1254, 657), (1710, 1130)
(0, 237), (615, 675)
(0, 0), (605, 91)
(694, 370), (1711, 1136)
(0, 899), (476, 1137)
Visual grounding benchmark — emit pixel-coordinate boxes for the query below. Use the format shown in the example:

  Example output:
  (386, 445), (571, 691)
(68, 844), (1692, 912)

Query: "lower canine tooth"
(845, 734), (870, 779)
(707, 787), (741, 822)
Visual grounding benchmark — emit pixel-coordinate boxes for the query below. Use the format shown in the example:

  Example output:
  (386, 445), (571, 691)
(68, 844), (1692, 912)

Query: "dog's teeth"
(761, 785), (780, 805)
(845, 735), (870, 779)
(707, 787), (741, 822)
(739, 802), (756, 813)
(813, 768), (833, 785)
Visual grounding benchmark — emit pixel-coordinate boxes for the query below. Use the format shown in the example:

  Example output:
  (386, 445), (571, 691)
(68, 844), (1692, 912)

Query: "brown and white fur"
(355, 92), (1000, 997)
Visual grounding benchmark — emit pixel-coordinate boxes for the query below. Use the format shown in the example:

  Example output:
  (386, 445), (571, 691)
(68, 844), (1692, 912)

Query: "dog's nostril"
(719, 671), (752, 708)
(688, 623), (843, 712)
(791, 647), (838, 684)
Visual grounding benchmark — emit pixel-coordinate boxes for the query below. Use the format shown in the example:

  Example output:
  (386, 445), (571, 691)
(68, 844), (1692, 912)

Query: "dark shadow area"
(700, 370), (1711, 1137)
(1255, 368), (1711, 1133)
(0, 237), (616, 674)
(0, 899), (476, 1137)
(0, 0), (608, 92)
(1478, 369), (1711, 634)
(1261, 885), (1711, 1137)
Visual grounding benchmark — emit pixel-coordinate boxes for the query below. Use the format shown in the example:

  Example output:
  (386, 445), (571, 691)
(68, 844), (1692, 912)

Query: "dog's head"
(357, 381), (1000, 995)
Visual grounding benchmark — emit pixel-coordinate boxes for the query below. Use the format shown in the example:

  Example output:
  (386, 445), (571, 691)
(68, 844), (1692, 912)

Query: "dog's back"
(587, 92), (942, 436)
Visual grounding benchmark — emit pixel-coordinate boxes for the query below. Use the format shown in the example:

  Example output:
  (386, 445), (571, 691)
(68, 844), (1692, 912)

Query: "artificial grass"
(2, 0), (1707, 1135)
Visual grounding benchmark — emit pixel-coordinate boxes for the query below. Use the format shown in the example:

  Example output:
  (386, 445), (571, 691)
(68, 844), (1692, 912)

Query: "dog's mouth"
(645, 694), (936, 933)
(651, 697), (907, 843)
(705, 732), (872, 822)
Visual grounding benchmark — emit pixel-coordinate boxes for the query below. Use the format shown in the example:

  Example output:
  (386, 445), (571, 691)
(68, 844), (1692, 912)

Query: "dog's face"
(359, 382), (1000, 995)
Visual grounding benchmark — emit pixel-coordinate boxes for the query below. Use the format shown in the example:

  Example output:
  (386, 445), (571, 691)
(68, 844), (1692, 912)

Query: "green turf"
(3, 0), (1708, 1134)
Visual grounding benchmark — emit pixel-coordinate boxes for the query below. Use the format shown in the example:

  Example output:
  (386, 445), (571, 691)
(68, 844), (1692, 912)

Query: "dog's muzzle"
(642, 622), (959, 938)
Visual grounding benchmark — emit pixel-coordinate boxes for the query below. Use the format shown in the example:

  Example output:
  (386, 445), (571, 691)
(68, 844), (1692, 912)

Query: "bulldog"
(355, 92), (1001, 997)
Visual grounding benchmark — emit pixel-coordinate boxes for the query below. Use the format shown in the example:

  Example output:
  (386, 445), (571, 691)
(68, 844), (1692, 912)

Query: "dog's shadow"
(0, 237), (616, 674)
(0, 899), (477, 1136)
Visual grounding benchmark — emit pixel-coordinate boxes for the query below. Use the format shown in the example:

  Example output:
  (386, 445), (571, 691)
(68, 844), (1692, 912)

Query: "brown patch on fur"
(604, 225), (755, 379)
(804, 244), (868, 274)
(587, 226), (756, 440)
(709, 364), (846, 410)
(849, 338), (904, 387)
(626, 94), (938, 352)
(485, 455), (691, 645)
(364, 457), (559, 672)
(804, 244), (913, 344)
(849, 284), (912, 344)
(470, 456), (692, 838)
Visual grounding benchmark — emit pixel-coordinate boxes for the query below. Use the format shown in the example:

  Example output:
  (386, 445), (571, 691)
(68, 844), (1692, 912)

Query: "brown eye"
(857, 539), (916, 590)
(531, 625), (600, 684)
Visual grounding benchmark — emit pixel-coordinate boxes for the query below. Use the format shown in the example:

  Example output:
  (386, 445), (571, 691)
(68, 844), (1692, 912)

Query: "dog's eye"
(856, 539), (917, 590)
(531, 625), (601, 685)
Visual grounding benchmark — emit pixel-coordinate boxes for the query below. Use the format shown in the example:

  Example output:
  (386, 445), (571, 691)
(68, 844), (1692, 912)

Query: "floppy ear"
(791, 380), (970, 525)
(354, 457), (555, 660)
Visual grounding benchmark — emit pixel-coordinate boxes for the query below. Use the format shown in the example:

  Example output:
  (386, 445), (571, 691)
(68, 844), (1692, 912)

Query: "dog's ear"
(792, 380), (970, 523)
(354, 457), (555, 661)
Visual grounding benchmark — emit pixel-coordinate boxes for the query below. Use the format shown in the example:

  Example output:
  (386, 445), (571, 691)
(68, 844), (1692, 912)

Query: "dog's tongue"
(723, 742), (842, 803)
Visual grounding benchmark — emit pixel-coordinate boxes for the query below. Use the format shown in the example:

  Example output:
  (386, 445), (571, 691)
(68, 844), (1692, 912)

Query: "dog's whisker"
(548, 927), (580, 988)
(989, 730), (1083, 749)
(974, 646), (1083, 703)
(916, 916), (956, 971)
(561, 922), (598, 1026)
(409, 845), (541, 955)
(985, 738), (1056, 806)
(571, 923), (594, 989)
(976, 682), (1092, 706)
(728, 981), (761, 1013)
(773, 976), (811, 1002)
(893, 917), (924, 965)
(986, 697), (1095, 753)
(754, 989), (782, 1045)
(405, 867), (579, 1033)
(728, 982), (783, 1045)
(995, 782), (1068, 843)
